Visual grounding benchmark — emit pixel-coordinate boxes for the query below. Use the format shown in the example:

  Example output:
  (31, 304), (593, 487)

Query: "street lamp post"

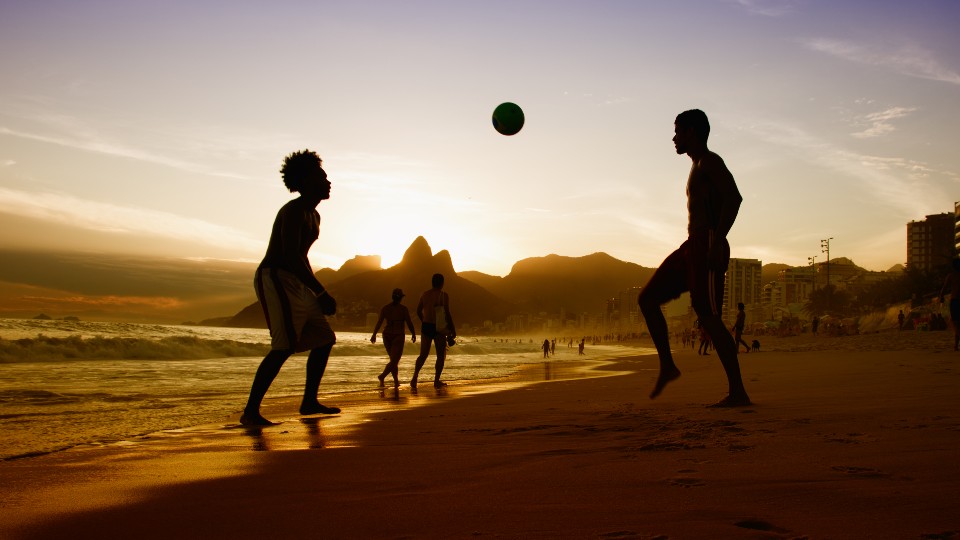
(820, 238), (833, 289)
(808, 255), (817, 293)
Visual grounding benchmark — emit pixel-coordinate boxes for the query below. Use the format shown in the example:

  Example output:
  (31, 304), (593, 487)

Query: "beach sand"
(2, 331), (959, 539)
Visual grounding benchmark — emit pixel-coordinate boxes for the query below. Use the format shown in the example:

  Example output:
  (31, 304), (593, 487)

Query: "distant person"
(241, 150), (340, 426)
(542, 339), (551, 358)
(371, 288), (417, 387)
(938, 257), (960, 351)
(812, 315), (819, 335)
(637, 109), (750, 407)
(578, 338), (585, 355)
(897, 309), (905, 331)
(550, 339), (556, 355)
(733, 302), (750, 353)
(698, 326), (711, 356)
(411, 273), (457, 388)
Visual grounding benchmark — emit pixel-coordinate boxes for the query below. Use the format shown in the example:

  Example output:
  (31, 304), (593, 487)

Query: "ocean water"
(0, 319), (649, 460)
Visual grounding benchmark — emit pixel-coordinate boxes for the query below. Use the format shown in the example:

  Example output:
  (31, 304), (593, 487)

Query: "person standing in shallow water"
(241, 149), (340, 426)
(637, 109), (751, 407)
(371, 288), (417, 387)
(411, 273), (456, 389)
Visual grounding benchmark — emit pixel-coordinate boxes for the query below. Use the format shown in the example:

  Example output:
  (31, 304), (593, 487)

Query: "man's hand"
(317, 293), (337, 315)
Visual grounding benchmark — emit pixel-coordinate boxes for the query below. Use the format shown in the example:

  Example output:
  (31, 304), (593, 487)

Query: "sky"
(2, 0), (959, 279)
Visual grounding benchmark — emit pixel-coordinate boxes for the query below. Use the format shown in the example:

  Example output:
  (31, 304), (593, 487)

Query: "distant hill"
(476, 252), (655, 315)
(761, 263), (791, 286)
(220, 240), (887, 330)
(222, 241), (656, 329)
(224, 237), (513, 328)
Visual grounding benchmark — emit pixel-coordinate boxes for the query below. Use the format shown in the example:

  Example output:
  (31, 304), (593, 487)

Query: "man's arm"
(443, 293), (456, 336)
(404, 307), (417, 341)
(706, 153), (742, 240)
(416, 297), (425, 322)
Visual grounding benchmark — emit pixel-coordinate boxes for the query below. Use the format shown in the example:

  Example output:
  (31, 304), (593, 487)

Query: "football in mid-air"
(492, 102), (524, 136)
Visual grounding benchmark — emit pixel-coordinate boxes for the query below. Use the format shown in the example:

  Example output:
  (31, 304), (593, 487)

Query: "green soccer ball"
(492, 102), (524, 136)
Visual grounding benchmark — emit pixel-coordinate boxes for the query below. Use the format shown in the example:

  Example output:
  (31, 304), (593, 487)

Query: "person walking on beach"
(898, 310), (905, 331)
(938, 257), (960, 351)
(371, 288), (417, 387)
(411, 273), (457, 388)
(733, 302), (750, 353)
(638, 109), (751, 407)
(241, 150), (340, 426)
(542, 339), (551, 358)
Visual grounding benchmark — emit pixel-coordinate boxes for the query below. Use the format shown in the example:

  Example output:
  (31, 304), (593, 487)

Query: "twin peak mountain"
(226, 236), (655, 328)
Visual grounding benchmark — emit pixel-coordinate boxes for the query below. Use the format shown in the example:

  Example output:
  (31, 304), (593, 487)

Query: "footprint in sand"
(831, 465), (891, 478)
(669, 477), (706, 488)
(734, 519), (790, 534)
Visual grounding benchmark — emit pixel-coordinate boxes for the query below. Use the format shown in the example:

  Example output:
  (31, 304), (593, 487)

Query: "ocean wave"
(0, 335), (272, 362)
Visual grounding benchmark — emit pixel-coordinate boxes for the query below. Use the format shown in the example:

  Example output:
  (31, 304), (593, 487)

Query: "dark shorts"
(639, 232), (729, 318)
(421, 322), (438, 341)
(951, 299), (960, 321)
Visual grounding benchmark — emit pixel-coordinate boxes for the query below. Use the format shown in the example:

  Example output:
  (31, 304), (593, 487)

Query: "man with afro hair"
(241, 149), (340, 426)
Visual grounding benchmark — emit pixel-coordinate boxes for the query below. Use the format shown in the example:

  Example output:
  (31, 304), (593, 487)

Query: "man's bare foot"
(433, 380), (447, 388)
(240, 412), (277, 426)
(378, 374), (385, 387)
(299, 403), (341, 415)
(410, 378), (418, 389)
(649, 366), (681, 399)
(707, 394), (752, 408)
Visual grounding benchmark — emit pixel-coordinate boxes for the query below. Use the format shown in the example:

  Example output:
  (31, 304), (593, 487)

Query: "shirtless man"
(371, 288), (417, 387)
(411, 273), (456, 389)
(638, 109), (751, 407)
(240, 149), (340, 426)
(938, 257), (960, 351)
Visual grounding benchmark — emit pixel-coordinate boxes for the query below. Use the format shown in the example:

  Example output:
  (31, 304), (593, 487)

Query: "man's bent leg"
(639, 247), (687, 399)
(434, 336), (447, 387)
(300, 343), (340, 414)
(411, 338), (432, 387)
(242, 349), (293, 425)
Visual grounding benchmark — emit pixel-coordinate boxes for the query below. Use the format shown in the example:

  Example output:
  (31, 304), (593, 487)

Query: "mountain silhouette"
(223, 237), (513, 328)
(473, 252), (655, 316)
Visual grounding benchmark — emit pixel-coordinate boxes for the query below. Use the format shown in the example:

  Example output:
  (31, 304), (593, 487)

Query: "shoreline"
(3, 332), (959, 538)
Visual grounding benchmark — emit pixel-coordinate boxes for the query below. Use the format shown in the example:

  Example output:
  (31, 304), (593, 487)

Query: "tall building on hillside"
(723, 258), (762, 318)
(907, 213), (955, 272)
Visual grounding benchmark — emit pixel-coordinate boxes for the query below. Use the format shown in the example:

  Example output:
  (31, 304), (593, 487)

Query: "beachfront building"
(778, 266), (815, 304)
(605, 287), (644, 335)
(722, 258), (762, 319)
(907, 212), (955, 272)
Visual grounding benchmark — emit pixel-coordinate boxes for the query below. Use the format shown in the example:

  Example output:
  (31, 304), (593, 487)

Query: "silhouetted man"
(939, 257), (960, 351)
(411, 273), (456, 388)
(638, 109), (751, 407)
(241, 149), (340, 426)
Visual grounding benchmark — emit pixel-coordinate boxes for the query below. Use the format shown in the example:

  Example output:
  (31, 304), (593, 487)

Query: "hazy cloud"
(732, 0), (799, 17)
(805, 38), (960, 85)
(0, 187), (264, 256)
(851, 106), (917, 139)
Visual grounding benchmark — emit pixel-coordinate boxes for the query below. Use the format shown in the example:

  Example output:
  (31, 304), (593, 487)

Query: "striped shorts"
(254, 267), (336, 352)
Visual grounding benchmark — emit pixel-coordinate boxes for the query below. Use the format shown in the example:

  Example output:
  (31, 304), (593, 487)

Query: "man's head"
(281, 149), (330, 200)
(673, 109), (710, 155)
(431, 273), (445, 288)
(738, 302), (745, 311)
